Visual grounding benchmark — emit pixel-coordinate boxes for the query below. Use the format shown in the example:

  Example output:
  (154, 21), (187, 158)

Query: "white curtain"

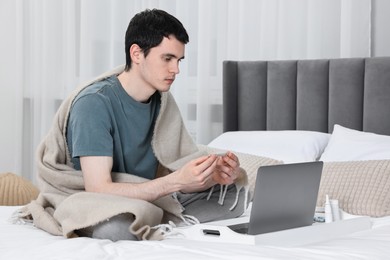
(0, 0), (371, 182)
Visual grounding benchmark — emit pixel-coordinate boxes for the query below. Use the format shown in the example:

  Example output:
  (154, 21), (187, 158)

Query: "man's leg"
(77, 213), (138, 241)
(177, 185), (247, 223)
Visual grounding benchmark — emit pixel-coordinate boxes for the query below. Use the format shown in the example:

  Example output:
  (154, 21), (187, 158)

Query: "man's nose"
(170, 61), (180, 74)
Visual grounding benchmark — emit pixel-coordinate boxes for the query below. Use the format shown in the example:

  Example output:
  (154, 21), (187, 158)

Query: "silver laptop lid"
(248, 161), (323, 235)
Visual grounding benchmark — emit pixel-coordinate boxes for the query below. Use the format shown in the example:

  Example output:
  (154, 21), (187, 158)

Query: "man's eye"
(164, 57), (172, 62)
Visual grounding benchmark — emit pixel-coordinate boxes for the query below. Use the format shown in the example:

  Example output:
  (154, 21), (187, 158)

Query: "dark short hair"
(124, 9), (189, 71)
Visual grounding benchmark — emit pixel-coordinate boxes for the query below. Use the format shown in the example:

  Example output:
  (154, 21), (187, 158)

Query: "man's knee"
(91, 213), (138, 242)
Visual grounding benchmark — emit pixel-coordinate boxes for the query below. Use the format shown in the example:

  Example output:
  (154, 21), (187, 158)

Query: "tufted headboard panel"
(223, 57), (390, 135)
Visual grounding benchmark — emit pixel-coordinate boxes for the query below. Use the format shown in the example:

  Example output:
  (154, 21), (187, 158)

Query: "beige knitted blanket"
(18, 65), (204, 240)
(18, 65), (281, 240)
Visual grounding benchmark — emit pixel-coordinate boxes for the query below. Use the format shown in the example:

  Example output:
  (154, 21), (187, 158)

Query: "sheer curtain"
(0, 0), (371, 182)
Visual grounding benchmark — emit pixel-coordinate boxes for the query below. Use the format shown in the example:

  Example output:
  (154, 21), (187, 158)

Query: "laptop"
(228, 161), (323, 235)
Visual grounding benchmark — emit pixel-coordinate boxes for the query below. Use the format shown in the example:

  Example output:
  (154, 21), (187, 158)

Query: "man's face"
(138, 35), (185, 92)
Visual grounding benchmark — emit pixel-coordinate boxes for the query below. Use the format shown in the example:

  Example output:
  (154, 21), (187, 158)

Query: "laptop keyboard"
(228, 223), (250, 234)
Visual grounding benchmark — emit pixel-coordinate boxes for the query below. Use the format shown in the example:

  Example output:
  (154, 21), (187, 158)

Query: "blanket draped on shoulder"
(18, 65), (280, 240)
(18, 65), (207, 240)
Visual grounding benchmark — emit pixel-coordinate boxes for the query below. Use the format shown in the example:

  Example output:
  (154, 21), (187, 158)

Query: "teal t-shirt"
(66, 75), (161, 180)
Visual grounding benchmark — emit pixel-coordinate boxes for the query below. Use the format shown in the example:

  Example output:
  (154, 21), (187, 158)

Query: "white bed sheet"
(2, 206), (390, 260)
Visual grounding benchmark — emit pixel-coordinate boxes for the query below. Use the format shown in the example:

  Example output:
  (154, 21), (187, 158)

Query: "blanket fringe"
(153, 214), (200, 239)
(219, 185), (228, 205)
(181, 214), (200, 226)
(206, 185), (214, 201)
(229, 186), (240, 211)
(206, 184), (246, 211)
(9, 209), (33, 225)
(153, 220), (177, 236)
(206, 184), (229, 206)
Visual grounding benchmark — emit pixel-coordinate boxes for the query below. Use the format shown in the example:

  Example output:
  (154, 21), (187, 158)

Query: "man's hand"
(174, 155), (219, 193)
(212, 151), (242, 185)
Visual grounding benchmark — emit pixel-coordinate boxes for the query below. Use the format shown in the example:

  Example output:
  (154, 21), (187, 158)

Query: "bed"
(2, 57), (390, 259)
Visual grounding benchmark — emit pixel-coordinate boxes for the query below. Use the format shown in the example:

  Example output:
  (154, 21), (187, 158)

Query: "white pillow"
(208, 130), (330, 163)
(320, 124), (390, 162)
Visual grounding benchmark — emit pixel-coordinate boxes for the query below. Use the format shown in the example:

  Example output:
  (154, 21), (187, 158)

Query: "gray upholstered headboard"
(223, 57), (390, 135)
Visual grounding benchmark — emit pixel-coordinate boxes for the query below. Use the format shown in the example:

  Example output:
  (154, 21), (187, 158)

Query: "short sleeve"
(67, 94), (113, 158)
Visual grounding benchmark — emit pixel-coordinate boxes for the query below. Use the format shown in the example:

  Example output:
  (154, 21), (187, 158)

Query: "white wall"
(1, 0), (389, 177)
(372, 0), (390, 56)
(0, 1), (23, 175)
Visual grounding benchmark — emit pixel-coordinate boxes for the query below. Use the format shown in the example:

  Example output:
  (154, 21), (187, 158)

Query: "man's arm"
(80, 155), (219, 202)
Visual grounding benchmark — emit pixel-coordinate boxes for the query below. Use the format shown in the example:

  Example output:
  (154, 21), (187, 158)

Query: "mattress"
(2, 205), (390, 260)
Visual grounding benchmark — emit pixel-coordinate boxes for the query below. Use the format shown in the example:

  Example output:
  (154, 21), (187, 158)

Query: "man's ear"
(129, 44), (143, 64)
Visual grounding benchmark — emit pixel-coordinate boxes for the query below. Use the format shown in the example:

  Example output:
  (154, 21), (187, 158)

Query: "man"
(23, 9), (247, 241)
